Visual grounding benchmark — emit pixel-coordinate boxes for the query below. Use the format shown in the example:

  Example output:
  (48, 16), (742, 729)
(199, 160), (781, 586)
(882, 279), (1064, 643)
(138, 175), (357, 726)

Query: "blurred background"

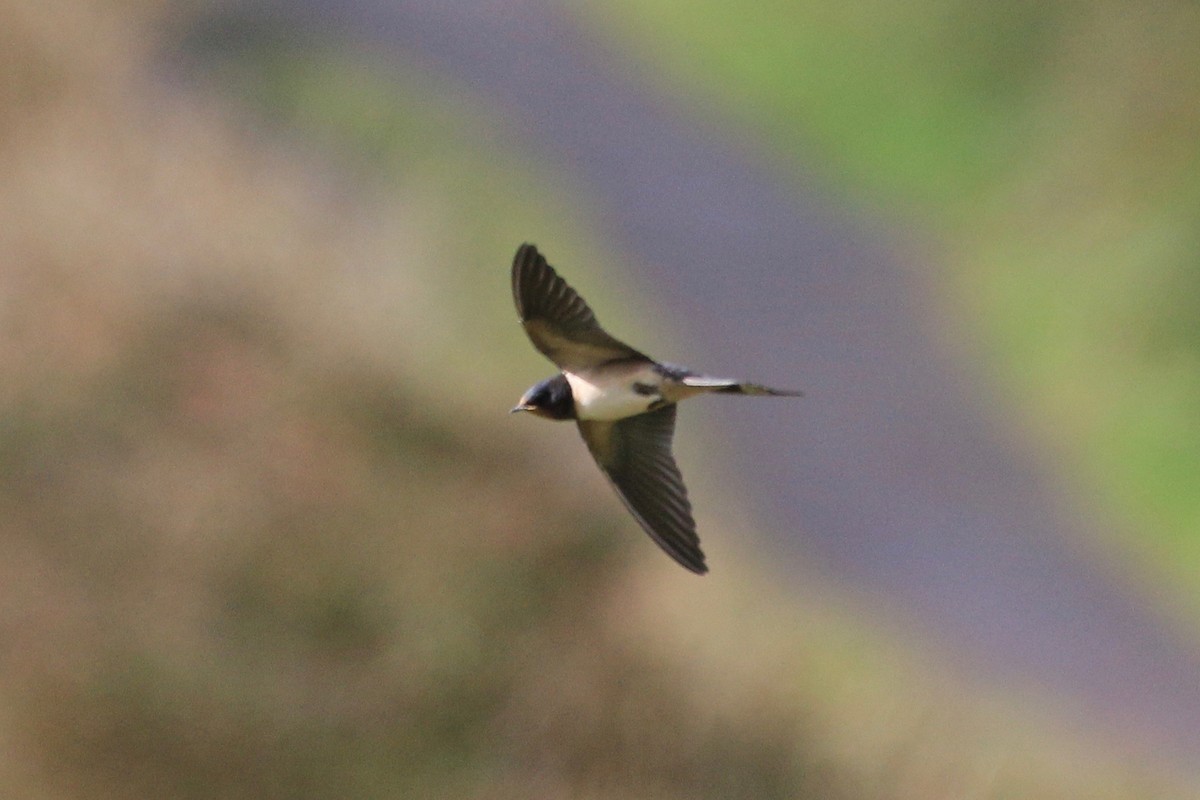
(3, 0), (1200, 797)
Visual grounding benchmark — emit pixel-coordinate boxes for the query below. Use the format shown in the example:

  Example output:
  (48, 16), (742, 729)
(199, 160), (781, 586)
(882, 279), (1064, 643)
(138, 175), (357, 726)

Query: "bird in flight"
(510, 244), (800, 574)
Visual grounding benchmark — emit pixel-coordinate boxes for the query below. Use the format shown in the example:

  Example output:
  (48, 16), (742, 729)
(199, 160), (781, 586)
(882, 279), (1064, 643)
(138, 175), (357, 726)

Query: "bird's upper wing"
(512, 243), (650, 371)
(577, 405), (707, 574)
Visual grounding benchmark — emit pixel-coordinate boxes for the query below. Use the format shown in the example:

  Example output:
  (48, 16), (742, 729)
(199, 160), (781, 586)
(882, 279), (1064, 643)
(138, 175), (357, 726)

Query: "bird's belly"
(565, 370), (659, 421)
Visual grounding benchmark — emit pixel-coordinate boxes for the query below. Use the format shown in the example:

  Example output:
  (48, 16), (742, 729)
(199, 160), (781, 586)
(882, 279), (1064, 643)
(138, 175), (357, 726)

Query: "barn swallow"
(510, 243), (800, 574)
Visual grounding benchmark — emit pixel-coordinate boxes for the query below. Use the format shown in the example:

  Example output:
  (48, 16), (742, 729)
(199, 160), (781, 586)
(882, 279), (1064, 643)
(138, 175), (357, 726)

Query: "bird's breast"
(565, 365), (662, 421)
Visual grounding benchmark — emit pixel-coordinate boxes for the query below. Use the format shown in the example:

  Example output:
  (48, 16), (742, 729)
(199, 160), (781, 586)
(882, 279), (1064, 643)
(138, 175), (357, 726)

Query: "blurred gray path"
(193, 1), (1200, 767)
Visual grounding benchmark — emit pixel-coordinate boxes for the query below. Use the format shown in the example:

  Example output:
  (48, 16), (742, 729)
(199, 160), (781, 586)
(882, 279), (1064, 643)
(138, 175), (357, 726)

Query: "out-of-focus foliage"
(0, 1), (1191, 798)
(584, 0), (1200, 626)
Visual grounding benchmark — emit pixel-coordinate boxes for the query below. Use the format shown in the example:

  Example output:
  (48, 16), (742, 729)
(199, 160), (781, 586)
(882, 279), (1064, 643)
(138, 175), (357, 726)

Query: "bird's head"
(511, 374), (575, 420)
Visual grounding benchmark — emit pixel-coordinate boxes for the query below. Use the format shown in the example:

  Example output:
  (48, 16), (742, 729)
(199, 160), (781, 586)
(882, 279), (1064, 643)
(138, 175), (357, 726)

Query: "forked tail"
(680, 375), (803, 397)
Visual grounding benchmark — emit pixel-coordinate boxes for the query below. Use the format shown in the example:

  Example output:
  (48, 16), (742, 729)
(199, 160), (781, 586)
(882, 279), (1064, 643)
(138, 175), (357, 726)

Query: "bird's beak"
(510, 403), (531, 414)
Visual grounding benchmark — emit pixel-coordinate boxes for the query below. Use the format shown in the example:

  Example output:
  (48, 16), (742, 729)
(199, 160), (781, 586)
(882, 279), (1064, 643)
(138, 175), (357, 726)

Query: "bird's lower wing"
(577, 406), (707, 574)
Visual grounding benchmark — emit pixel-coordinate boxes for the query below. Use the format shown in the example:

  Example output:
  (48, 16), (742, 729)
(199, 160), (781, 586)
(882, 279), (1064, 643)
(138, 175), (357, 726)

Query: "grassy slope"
(578, 0), (1200, 623)
(0, 1), (1189, 797)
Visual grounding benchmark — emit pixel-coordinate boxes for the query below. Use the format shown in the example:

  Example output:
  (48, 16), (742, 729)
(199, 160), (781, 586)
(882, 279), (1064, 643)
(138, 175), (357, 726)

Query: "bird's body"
(565, 360), (662, 421)
(510, 244), (799, 574)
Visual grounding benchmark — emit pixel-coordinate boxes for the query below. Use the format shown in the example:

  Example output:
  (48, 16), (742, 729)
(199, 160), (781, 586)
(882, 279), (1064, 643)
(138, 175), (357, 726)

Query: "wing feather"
(578, 405), (707, 574)
(512, 244), (649, 371)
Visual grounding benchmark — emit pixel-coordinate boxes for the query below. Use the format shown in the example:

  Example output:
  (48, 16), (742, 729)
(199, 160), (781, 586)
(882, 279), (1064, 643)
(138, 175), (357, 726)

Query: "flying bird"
(510, 244), (800, 574)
